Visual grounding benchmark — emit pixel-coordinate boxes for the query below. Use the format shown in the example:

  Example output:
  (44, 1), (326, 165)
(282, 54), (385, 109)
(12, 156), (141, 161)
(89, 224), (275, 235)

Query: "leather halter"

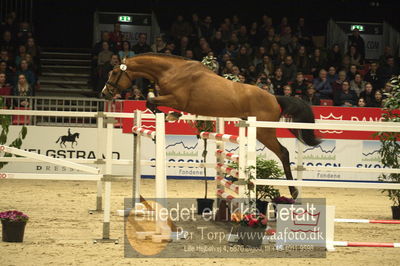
(105, 64), (133, 93)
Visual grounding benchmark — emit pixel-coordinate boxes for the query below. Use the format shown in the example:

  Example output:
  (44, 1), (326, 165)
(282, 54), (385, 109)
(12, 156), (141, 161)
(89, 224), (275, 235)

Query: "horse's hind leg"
(257, 128), (299, 199)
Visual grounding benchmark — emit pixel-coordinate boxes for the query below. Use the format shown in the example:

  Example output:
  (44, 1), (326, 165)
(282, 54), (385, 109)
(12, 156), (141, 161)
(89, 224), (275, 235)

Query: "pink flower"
(261, 218), (267, 225)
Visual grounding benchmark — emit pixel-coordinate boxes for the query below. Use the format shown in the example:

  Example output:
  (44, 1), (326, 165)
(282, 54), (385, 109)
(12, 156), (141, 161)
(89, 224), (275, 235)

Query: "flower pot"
(256, 200), (269, 215)
(238, 225), (265, 248)
(1, 220), (27, 242)
(391, 206), (400, 220)
(196, 198), (214, 215)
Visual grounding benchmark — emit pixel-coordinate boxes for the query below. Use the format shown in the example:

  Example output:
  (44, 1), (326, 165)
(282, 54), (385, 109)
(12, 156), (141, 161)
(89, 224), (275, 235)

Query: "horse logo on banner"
(56, 129), (80, 148)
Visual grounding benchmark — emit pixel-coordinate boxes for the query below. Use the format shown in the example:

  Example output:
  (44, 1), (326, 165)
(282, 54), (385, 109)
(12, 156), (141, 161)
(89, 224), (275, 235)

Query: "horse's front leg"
(147, 94), (182, 122)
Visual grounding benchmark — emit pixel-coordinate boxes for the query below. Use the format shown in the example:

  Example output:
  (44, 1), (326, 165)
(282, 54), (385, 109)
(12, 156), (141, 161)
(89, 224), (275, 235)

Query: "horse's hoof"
(166, 112), (182, 122)
(289, 187), (299, 200)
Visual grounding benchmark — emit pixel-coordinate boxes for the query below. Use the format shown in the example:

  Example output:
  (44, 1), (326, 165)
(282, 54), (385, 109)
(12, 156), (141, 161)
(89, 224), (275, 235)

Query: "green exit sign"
(118, 16), (132, 23)
(351, 25), (364, 31)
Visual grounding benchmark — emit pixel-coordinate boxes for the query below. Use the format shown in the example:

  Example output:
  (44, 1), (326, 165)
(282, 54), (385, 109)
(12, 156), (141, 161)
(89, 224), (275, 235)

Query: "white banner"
(1, 126), (385, 182)
(361, 34), (383, 60)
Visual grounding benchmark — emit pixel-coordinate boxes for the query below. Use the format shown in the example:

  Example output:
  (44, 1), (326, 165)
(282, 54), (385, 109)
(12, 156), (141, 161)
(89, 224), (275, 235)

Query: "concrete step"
(41, 72), (90, 78)
(40, 78), (88, 86)
(41, 58), (91, 65)
(41, 51), (92, 60)
(38, 84), (93, 93)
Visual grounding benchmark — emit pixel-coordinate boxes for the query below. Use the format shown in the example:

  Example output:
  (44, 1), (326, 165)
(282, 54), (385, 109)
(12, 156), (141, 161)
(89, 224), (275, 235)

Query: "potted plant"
(231, 212), (268, 248)
(189, 119), (215, 214)
(0, 210), (29, 242)
(376, 75), (400, 219)
(229, 156), (283, 214)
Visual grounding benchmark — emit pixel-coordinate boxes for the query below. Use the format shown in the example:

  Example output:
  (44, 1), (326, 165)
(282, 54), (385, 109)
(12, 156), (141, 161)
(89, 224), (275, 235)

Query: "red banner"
(122, 101), (391, 140)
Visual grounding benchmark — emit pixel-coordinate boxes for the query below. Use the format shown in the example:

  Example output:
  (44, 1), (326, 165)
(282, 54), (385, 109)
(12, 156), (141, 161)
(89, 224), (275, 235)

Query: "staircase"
(38, 48), (95, 97)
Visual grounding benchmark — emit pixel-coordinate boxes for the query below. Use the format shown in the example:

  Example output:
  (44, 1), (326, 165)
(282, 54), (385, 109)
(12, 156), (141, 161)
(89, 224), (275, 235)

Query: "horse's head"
(76, 133), (80, 139)
(102, 62), (133, 100)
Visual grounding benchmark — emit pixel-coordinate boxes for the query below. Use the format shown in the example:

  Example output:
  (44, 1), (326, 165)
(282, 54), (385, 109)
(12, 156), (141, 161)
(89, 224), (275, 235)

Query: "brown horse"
(102, 53), (320, 199)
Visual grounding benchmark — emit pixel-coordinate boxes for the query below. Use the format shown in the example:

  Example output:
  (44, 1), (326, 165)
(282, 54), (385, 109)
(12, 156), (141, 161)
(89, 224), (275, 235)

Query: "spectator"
(221, 42), (237, 60)
(231, 65), (241, 76)
(176, 36), (191, 57)
(221, 60), (234, 75)
(302, 84), (320, 105)
(292, 72), (308, 97)
(256, 73), (274, 94)
(15, 59), (36, 90)
(185, 49), (194, 59)
(235, 46), (251, 72)
(364, 61), (380, 90)
(334, 81), (357, 106)
(15, 44), (27, 66)
(93, 32), (114, 58)
(97, 42), (113, 66)
(229, 32), (239, 47)
(347, 64), (359, 81)
(332, 70), (347, 96)
(256, 55), (274, 77)
(24, 53), (37, 74)
(220, 20), (232, 42)
(287, 35), (301, 56)
(268, 42), (280, 63)
(0, 60), (14, 83)
(294, 45), (310, 74)
(310, 48), (326, 78)
(237, 25), (248, 45)
(132, 33), (152, 54)
(98, 54), (120, 94)
(109, 23), (123, 51)
(280, 26), (292, 47)
(283, 84), (293, 96)
(252, 46), (266, 66)
(359, 82), (375, 106)
(248, 22), (259, 47)
(348, 28), (365, 61)
(130, 86), (145, 100)
(170, 15), (192, 41)
(261, 28), (275, 51)
(294, 17), (312, 48)
(190, 14), (202, 40)
(281, 55), (297, 82)
(275, 46), (287, 66)
(327, 66), (338, 85)
(151, 36), (166, 53)
(279, 17), (289, 35)
(347, 45), (362, 67)
(210, 31), (225, 56)
(270, 67), (286, 95)
(1, 14), (18, 38)
(246, 64), (258, 84)
(160, 41), (176, 54)
(350, 73), (366, 97)
(200, 16), (214, 41)
(25, 37), (41, 72)
(357, 97), (367, 107)
(370, 89), (384, 108)
(238, 73), (246, 83)
(195, 39), (211, 60)
(0, 31), (15, 56)
(383, 82), (393, 96)
(327, 44), (342, 70)
(341, 55), (351, 73)
(379, 46), (393, 67)
(13, 74), (33, 107)
(0, 49), (15, 69)
(118, 41), (135, 59)
(377, 56), (400, 86)
(313, 69), (332, 99)
(0, 73), (12, 96)
(16, 22), (33, 45)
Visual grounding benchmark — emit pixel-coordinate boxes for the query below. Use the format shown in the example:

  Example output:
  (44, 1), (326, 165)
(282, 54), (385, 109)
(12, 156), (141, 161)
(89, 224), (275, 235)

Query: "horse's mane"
(130, 52), (218, 75)
(133, 52), (193, 61)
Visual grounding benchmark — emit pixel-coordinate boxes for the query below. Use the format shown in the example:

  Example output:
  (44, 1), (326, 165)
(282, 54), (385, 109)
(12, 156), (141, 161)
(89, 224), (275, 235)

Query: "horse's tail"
(275, 96), (321, 146)
(56, 137), (61, 143)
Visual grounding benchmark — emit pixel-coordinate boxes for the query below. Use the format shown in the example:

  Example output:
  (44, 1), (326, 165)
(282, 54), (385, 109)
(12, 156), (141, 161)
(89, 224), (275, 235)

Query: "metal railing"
(1, 96), (125, 127)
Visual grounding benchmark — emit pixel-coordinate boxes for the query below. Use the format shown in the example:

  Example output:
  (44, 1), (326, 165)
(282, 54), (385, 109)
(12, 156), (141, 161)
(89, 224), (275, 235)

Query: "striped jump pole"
(216, 149), (239, 163)
(217, 189), (235, 201)
(132, 126), (156, 140)
(200, 132), (239, 144)
(215, 163), (239, 178)
(216, 176), (239, 194)
(335, 218), (400, 224)
(334, 241), (400, 248)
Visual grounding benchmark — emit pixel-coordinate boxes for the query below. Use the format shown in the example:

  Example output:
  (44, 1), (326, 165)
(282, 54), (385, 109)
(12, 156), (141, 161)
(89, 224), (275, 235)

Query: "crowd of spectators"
(0, 12), (41, 105)
(95, 14), (399, 107)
